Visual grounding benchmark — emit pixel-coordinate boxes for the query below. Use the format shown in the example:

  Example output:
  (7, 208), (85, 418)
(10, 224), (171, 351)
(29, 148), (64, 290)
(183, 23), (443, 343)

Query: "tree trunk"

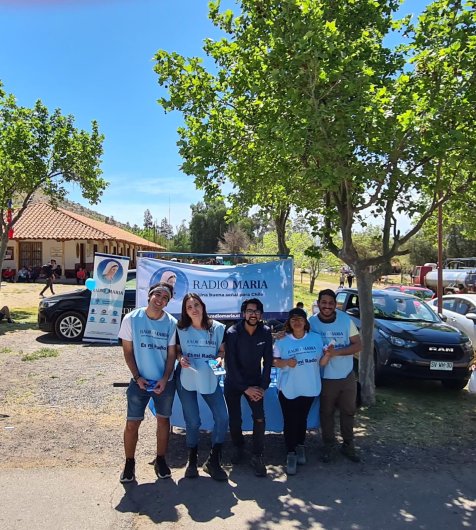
(355, 267), (376, 406)
(309, 274), (316, 294)
(274, 207), (290, 257)
(0, 231), (10, 289)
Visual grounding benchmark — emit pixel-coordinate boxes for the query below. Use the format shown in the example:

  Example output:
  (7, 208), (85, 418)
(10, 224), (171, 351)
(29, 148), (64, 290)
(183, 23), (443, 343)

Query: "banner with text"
(83, 253), (130, 343)
(137, 258), (293, 320)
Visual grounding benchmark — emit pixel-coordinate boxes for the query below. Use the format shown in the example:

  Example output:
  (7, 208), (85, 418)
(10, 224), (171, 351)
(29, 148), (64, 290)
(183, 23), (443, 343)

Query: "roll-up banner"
(83, 253), (130, 343)
(137, 258), (293, 320)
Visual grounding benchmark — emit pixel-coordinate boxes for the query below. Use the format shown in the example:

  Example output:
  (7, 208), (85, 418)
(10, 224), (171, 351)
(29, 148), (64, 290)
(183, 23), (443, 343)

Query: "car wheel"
(54, 311), (85, 341)
(441, 379), (469, 391)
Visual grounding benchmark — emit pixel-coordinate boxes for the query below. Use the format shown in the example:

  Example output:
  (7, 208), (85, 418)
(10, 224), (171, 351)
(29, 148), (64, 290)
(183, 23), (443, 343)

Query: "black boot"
(185, 446), (199, 478)
(203, 444), (227, 481)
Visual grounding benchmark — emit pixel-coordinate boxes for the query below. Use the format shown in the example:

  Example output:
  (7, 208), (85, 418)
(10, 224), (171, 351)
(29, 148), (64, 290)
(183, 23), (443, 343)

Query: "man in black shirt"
(224, 298), (273, 477)
(40, 259), (57, 297)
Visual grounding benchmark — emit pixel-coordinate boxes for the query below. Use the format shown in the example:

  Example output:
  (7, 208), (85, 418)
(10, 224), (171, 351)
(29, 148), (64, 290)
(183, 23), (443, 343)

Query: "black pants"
(224, 384), (265, 455)
(40, 278), (54, 295)
(278, 392), (315, 453)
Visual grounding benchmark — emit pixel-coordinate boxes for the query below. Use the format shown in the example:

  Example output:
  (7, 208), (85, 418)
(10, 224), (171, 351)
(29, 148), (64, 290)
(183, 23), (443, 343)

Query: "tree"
(189, 199), (229, 253)
(143, 209), (153, 232)
(0, 84), (105, 269)
(158, 217), (174, 241)
(218, 225), (250, 256)
(155, 1), (476, 404)
(170, 221), (191, 253)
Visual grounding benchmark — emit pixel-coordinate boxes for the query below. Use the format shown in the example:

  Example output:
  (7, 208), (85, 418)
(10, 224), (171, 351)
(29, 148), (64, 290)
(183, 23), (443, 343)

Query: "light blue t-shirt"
(308, 310), (358, 380)
(118, 308), (177, 382)
(177, 320), (225, 395)
(273, 332), (323, 399)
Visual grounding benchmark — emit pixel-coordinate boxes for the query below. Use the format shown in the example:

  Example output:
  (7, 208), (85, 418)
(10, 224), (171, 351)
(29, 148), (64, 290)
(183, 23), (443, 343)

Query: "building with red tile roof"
(3, 202), (165, 278)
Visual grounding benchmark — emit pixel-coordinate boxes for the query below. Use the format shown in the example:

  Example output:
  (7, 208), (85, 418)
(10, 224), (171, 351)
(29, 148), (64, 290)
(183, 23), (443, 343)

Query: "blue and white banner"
(83, 253), (130, 343)
(137, 258), (293, 320)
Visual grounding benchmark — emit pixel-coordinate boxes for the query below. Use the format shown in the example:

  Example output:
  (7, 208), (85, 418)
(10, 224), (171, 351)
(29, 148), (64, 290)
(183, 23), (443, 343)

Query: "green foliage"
(170, 221), (191, 252)
(22, 348), (59, 362)
(189, 199), (229, 252)
(155, 1), (476, 405)
(0, 83), (106, 268)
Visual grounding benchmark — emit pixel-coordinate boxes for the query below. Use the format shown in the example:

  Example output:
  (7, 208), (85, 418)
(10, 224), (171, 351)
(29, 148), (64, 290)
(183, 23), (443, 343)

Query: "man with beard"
(308, 289), (362, 463)
(224, 298), (273, 477)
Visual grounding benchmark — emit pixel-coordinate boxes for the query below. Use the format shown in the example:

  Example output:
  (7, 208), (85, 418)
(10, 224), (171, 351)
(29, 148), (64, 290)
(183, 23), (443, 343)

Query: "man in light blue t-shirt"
(309, 288), (362, 463)
(118, 281), (177, 483)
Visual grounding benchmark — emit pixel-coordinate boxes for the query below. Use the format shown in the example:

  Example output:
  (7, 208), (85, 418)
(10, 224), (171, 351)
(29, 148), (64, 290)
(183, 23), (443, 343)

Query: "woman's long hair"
(178, 293), (212, 330)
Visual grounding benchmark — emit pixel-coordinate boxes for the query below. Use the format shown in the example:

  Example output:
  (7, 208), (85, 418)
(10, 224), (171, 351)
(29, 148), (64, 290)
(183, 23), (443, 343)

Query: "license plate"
(430, 361), (453, 371)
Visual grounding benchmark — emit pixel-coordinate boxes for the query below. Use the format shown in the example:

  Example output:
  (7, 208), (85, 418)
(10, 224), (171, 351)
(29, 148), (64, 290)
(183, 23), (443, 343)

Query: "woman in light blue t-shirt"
(273, 307), (330, 475)
(176, 293), (228, 481)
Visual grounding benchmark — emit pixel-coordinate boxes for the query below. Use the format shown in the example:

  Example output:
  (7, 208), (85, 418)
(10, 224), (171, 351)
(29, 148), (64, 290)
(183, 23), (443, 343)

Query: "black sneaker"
(340, 442), (361, 463)
(250, 454), (267, 477)
(154, 456), (172, 479)
(120, 458), (135, 483)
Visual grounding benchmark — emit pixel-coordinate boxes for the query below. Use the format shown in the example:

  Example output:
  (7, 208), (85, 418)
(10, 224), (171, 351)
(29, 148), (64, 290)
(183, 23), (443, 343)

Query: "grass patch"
(357, 379), (476, 447)
(22, 347), (59, 362)
(0, 347), (12, 354)
(0, 307), (38, 335)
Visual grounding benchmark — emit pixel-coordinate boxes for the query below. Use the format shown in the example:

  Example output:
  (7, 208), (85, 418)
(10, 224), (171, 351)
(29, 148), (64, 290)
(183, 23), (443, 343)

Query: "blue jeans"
(176, 370), (228, 448)
(126, 378), (176, 420)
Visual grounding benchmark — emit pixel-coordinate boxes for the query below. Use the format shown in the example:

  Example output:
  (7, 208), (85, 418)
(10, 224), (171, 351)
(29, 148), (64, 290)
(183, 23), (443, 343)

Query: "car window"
(454, 300), (471, 316)
(336, 292), (347, 310)
(442, 298), (456, 312)
(375, 295), (438, 322)
(400, 288), (432, 300)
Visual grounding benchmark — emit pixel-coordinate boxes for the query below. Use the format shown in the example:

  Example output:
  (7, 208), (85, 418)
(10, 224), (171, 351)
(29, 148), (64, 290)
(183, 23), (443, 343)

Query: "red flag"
(7, 200), (13, 239)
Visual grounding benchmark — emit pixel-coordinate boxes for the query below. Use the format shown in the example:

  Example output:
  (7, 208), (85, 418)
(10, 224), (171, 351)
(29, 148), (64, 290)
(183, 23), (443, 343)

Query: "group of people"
(118, 283), (362, 484)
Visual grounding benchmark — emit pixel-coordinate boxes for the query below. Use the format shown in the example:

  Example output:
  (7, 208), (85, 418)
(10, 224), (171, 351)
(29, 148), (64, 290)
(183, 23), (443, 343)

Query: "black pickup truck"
(335, 288), (474, 390)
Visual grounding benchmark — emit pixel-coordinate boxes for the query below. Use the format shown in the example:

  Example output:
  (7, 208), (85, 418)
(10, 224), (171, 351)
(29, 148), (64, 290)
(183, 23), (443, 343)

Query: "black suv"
(38, 270), (136, 341)
(336, 288), (474, 390)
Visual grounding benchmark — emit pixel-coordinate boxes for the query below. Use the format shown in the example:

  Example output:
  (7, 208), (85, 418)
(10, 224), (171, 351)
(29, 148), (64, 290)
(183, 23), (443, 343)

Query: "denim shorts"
(126, 377), (176, 420)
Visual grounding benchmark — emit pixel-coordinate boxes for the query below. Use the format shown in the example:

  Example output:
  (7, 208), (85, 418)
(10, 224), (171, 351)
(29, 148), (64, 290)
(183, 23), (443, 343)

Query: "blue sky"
(1, 0), (428, 231)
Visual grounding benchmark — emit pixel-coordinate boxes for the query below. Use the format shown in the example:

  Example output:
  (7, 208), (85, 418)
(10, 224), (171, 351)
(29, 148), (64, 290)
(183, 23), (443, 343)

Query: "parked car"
(428, 294), (476, 352)
(383, 285), (434, 301)
(38, 270), (136, 341)
(336, 289), (474, 390)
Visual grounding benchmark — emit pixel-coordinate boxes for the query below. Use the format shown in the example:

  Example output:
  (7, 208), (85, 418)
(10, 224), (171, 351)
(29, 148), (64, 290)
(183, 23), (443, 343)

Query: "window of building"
(19, 242), (42, 267)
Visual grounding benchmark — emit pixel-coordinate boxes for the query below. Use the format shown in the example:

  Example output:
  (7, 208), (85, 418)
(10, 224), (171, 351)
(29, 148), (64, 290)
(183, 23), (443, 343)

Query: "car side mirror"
(439, 313), (447, 322)
(465, 312), (476, 322)
(347, 307), (360, 317)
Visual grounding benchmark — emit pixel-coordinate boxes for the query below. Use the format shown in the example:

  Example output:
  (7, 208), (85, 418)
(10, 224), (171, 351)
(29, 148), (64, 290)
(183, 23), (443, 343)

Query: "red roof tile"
(10, 202), (165, 250)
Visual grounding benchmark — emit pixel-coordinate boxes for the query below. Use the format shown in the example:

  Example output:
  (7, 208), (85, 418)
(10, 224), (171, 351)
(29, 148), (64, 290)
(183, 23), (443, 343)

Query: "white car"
(429, 294), (476, 351)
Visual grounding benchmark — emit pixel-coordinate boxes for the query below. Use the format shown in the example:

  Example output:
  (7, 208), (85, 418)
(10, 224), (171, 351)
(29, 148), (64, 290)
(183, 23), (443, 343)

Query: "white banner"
(83, 253), (130, 343)
(137, 258), (293, 320)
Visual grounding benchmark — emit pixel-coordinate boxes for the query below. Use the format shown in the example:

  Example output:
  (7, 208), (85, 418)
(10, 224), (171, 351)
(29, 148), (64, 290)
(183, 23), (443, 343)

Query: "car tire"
(54, 311), (86, 341)
(441, 379), (469, 391)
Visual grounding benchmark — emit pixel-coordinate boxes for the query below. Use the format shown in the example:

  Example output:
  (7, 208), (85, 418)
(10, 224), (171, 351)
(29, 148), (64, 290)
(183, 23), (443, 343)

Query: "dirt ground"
(1, 282), (475, 530)
(1, 281), (475, 473)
